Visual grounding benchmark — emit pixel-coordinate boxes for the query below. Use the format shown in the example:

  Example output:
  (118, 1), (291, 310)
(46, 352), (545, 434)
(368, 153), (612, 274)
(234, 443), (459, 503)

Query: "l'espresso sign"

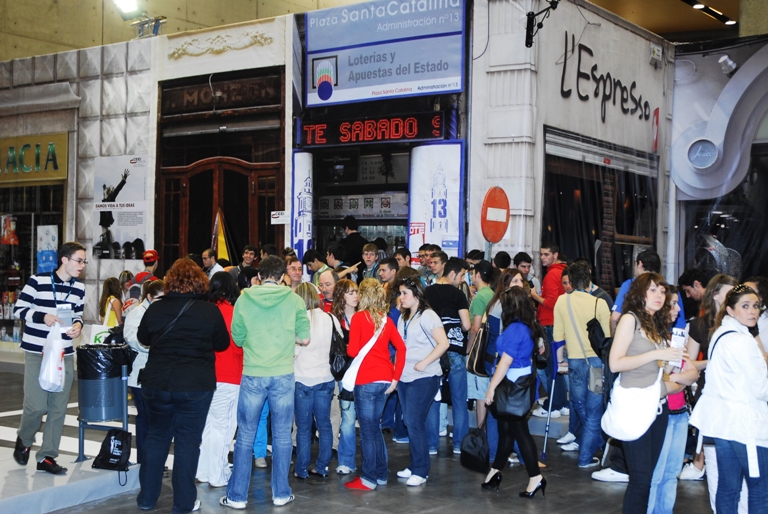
(0, 133), (68, 185)
(305, 0), (465, 106)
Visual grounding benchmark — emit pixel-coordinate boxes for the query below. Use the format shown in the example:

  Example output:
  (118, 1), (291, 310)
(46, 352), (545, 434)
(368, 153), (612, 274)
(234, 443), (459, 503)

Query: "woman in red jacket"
(344, 278), (406, 491)
(196, 272), (243, 488)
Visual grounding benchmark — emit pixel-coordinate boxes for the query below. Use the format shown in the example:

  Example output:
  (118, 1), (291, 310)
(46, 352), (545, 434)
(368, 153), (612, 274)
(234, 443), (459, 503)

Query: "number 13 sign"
(408, 143), (464, 257)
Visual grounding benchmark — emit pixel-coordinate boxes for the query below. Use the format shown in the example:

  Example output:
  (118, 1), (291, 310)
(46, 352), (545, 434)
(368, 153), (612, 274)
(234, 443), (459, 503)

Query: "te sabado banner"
(306, 0), (465, 106)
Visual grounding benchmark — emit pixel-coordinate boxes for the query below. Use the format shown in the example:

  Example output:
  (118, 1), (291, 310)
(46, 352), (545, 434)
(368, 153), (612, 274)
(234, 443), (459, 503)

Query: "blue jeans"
(427, 398), (440, 452)
(399, 376), (441, 477)
(138, 389), (213, 513)
(447, 352), (469, 449)
(568, 357), (605, 466)
(130, 386), (148, 465)
(714, 438), (768, 513)
(537, 326), (567, 410)
(354, 382), (390, 488)
(337, 383), (357, 470)
(227, 374), (294, 503)
(252, 400), (269, 459)
(648, 412), (689, 514)
(294, 380), (334, 477)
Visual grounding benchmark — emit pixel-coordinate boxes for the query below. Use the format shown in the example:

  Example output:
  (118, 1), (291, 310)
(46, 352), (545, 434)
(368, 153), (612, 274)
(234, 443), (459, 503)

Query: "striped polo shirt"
(14, 272), (85, 355)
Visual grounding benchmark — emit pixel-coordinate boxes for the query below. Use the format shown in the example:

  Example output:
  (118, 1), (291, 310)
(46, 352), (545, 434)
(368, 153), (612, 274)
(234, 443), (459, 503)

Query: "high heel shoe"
(519, 477), (546, 498)
(481, 472), (502, 492)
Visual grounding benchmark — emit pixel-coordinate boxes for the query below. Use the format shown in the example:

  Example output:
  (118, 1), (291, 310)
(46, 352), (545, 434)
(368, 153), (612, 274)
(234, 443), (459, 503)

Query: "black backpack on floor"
(93, 428), (132, 484)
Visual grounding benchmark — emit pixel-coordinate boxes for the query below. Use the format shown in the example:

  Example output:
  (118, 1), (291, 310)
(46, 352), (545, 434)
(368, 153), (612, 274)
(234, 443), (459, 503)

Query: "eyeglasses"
(69, 258), (88, 265)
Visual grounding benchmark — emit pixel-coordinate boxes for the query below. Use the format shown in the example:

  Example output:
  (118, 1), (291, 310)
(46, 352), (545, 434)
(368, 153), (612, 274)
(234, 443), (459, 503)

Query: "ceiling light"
(693, 3), (705, 9)
(719, 55), (738, 75)
(725, 20), (736, 25)
(114, 0), (138, 13)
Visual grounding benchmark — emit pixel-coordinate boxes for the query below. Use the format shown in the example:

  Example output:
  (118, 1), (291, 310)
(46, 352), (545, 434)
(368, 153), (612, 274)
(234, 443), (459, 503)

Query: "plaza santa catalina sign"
(560, 31), (655, 124)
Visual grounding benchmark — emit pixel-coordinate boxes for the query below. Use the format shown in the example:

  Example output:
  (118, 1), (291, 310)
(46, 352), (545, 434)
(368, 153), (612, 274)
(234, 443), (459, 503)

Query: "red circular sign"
(481, 187), (510, 244)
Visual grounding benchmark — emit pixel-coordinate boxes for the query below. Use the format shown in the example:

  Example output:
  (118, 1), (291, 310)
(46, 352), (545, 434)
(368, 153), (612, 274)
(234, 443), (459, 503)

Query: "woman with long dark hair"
(196, 272), (243, 488)
(98, 277), (123, 326)
(609, 273), (683, 514)
(690, 284), (768, 513)
(137, 259), (229, 513)
(396, 277), (450, 486)
(344, 278), (405, 491)
(483, 286), (546, 498)
(330, 279), (359, 475)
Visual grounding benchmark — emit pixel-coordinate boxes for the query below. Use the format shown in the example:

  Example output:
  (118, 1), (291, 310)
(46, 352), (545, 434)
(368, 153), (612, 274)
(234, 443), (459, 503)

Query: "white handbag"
(601, 367), (663, 441)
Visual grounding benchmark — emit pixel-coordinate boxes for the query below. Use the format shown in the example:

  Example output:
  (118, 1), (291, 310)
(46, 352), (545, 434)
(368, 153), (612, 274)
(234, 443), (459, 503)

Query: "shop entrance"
(158, 157), (281, 271)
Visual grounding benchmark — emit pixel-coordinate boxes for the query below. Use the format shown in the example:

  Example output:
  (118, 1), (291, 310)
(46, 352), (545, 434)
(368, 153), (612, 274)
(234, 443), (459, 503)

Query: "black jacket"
(138, 292), (229, 391)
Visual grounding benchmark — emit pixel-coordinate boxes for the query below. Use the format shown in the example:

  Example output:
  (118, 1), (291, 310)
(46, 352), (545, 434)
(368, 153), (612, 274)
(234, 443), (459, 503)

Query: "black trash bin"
(77, 344), (135, 422)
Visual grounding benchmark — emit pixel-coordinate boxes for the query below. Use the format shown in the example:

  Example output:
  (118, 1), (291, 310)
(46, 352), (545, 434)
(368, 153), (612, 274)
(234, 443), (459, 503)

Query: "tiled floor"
(0, 369), (711, 513)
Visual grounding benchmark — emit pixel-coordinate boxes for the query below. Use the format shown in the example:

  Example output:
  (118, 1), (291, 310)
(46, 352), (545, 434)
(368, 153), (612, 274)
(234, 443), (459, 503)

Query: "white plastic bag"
(39, 322), (66, 393)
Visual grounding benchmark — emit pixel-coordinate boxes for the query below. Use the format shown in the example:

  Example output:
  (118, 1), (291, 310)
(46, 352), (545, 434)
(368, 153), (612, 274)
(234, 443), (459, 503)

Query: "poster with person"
(92, 155), (149, 259)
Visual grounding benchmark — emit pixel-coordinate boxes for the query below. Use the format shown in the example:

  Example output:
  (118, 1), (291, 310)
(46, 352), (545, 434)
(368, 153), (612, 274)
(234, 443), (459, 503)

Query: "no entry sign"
(481, 187), (510, 244)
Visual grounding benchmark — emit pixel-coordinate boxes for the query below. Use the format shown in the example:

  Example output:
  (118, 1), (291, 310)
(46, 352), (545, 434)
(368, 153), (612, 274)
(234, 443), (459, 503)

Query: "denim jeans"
(623, 403), (669, 514)
(227, 374), (294, 504)
(354, 382), (390, 488)
(138, 388), (213, 513)
(713, 438), (768, 513)
(252, 400), (269, 459)
(294, 380), (334, 477)
(399, 376), (441, 478)
(427, 396), (440, 452)
(130, 386), (148, 464)
(447, 352), (469, 449)
(648, 412), (688, 514)
(538, 326), (567, 410)
(568, 357), (605, 467)
(337, 381), (357, 471)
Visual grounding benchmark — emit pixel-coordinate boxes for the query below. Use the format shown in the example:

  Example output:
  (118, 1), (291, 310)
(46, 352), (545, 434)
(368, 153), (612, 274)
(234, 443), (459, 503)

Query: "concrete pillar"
(740, 0), (768, 37)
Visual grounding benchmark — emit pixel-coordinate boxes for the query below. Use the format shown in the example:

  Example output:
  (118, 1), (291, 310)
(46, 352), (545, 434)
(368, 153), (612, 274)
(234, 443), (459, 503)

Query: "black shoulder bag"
(328, 314), (352, 381)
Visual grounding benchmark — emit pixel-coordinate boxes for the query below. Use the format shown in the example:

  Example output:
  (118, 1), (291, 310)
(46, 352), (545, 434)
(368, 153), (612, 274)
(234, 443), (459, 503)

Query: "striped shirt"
(14, 272), (85, 355)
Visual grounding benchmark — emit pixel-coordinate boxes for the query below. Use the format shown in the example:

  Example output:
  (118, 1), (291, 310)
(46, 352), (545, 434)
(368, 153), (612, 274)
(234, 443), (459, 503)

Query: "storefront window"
(0, 184), (65, 285)
(682, 143), (768, 279)
(543, 153), (657, 293)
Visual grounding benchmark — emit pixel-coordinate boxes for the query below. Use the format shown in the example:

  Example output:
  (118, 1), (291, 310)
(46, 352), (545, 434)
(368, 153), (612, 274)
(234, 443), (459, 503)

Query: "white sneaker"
(192, 500), (201, 511)
(591, 468), (629, 483)
(336, 465), (352, 475)
(439, 429), (448, 437)
(560, 442), (579, 452)
(273, 495), (295, 506)
(220, 496), (247, 510)
(508, 454), (519, 465)
(531, 406), (560, 418)
(557, 432), (576, 444)
(678, 463), (705, 481)
(406, 475), (427, 486)
(559, 407), (570, 416)
(397, 468), (412, 478)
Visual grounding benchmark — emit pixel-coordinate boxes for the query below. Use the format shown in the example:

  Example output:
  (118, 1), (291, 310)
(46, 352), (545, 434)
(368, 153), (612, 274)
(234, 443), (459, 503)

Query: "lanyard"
(50, 273), (74, 307)
(403, 313), (418, 339)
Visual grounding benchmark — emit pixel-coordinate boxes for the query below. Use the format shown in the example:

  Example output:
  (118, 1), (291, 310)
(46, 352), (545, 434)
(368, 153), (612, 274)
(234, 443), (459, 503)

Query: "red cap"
(143, 249), (159, 264)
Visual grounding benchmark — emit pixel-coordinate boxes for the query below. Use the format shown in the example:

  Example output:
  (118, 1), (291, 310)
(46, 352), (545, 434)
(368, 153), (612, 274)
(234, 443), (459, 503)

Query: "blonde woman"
(293, 282), (335, 478)
(344, 279), (406, 491)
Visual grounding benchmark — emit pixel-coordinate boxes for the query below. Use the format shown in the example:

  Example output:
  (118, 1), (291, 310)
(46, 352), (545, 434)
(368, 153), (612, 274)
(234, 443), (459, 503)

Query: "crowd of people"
(8, 217), (768, 513)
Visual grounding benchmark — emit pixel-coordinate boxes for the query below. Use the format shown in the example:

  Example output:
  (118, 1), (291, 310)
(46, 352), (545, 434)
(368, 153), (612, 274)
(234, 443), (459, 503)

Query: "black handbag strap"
(709, 330), (736, 359)
(154, 299), (195, 344)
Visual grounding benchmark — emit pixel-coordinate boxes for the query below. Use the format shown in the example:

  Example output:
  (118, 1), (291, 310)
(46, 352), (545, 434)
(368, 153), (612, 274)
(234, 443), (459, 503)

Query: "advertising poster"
(292, 152), (314, 261)
(408, 143), (463, 257)
(37, 225), (58, 273)
(92, 155), (148, 260)
(305, 0), (465, 106)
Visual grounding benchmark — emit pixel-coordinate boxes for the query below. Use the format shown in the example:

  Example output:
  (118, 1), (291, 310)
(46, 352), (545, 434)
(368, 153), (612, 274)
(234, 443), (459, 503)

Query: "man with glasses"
(13, 242), (86, 475)
(202, 248), (224, 279)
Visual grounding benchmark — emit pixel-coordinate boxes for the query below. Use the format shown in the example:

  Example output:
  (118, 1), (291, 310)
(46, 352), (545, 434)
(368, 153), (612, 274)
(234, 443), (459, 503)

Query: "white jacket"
(123, 299), (150, 388)
(689, 315), (768, 477)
